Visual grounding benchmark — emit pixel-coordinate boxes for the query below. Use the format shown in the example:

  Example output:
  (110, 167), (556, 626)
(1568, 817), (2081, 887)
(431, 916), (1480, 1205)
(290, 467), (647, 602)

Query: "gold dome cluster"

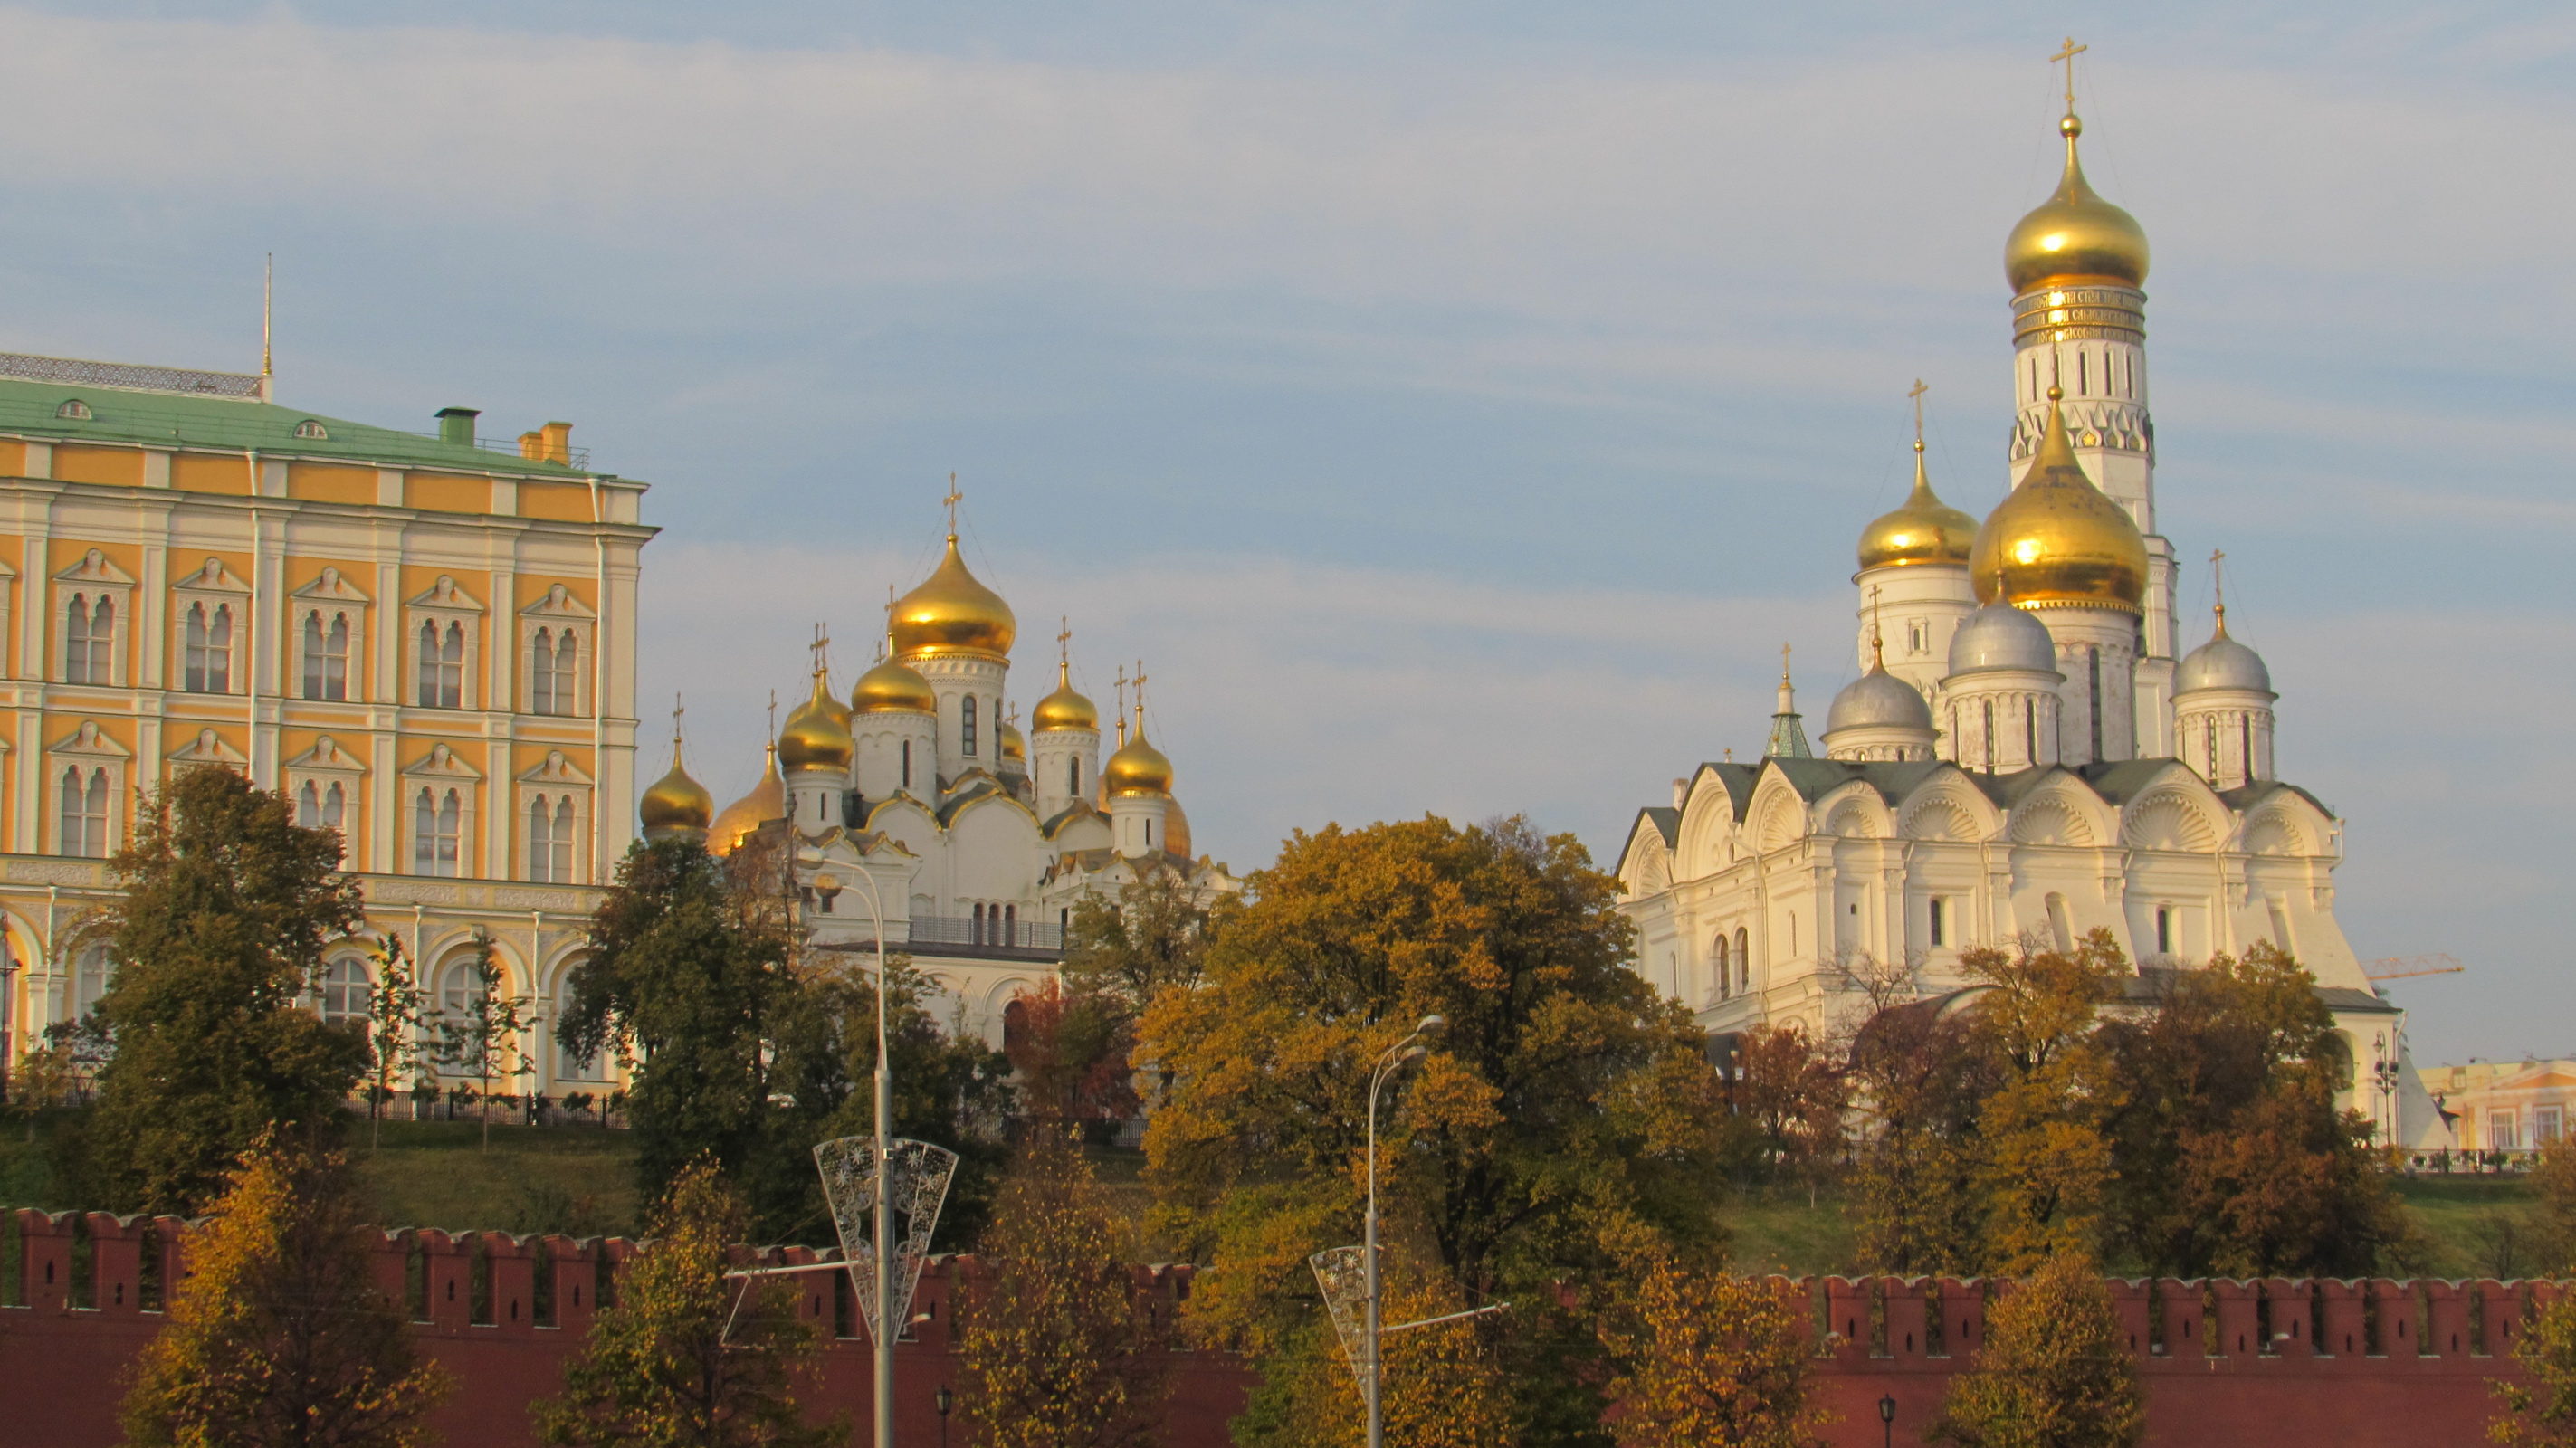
(778, 670), (854, 769)
(1102, 719), (1174, 797)
(640, 735), (714, 840)
(708, 744), (785, 857)
(1970, 390), (2148, 610)
(1858, 442), (1978, 572)
(2005, 113), (2150, 294)
(892, 536), (1016, 662)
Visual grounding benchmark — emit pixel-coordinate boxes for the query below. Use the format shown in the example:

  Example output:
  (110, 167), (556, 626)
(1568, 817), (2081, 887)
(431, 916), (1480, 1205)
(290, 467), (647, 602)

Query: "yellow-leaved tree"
(1928, 1251), (2142, 1448)
(958, 1129), (1164, 1448)
(1237, 1254), (1513, 1448)
(119, 1133), (452, 1448)
(534, 1158), (842, 1448)
(1606, 1257), (1827, 1448)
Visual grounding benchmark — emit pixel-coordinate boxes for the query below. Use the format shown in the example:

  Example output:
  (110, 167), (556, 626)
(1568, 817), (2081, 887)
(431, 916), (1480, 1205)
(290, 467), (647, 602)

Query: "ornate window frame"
(515, 749), (594, 884)
(50, 719), (128, 858)
(169, 556), (252, 695)
(516, 583), (595, 719)
(406, 576), (483, 711)
(52, 548), (133, 687)
(402, 741), (482, 878)
(291, 567), (371, 703)
(284, 734), (367, 850)
(165, 726), (250, 777)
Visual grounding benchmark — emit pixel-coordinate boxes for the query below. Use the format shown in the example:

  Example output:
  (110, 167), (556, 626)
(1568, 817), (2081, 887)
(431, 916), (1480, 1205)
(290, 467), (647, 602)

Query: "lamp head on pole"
(1879, 1394), (1897, 1424)
(936, 1385), (953, 1416)
(1417, 1015), (1447, 1037)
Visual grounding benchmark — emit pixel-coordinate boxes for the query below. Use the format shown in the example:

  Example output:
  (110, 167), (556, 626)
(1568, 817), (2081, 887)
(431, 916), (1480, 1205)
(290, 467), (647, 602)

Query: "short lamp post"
(0, 952), (17, 1096)
(934, 1385), (953, 1448)
(1879, 1392), (1896, 1448)
(1363, 1014), (1446, 1448)
(2371, 1032), (2402, 1148)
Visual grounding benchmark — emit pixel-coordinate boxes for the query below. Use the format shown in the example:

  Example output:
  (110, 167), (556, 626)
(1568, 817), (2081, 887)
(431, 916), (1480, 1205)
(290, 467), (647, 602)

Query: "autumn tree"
(434, 931), (535, 1149)
(1140, 815), (1729, 1443)
(2522, 1136), (2576, 1275)
(535, 1158), (842, 1448)
(361, 934), (426, 1148)
(959, 1129), (1164, 1448)
(1606, 1254), (1827, 1448)
(1236, 1256), (1514, 1448)
(119, 1133), (452, 1448)
(1732, 1023), (1848, 1204)
(1005, 978), (1138, 1129)
(1929, 1250), (2142, 1448)
(84, 766), (370, 1215)
(2096, 943), (2409, 1277)
(2494, 1290), (2576, 1447)
(1061, 872), (1216, 1018)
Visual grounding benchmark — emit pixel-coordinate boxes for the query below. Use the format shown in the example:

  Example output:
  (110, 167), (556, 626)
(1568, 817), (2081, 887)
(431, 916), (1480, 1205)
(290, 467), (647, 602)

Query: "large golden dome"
(709, 745), (785, 857)
(778, 670), (854, 770)
(640, 737), (715, 839)
(2005, 114), (2150, 294)
(1858, 443), (1978, 572)
(851, 655), (937, 715)
(1102, 729), (1174, 797)
(1031, 660), (1099, 733)
(1970, 390), (2147, 611)
(892, 536), (1016, 662)
(1162, 795), (1192, 858)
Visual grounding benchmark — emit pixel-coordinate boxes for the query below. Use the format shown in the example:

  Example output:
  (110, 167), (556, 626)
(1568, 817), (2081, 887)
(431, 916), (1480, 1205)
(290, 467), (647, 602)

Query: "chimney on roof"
(520, 420), (573, 465)
(1673, 778), (1688, 811)
(436, 408), (479, 446)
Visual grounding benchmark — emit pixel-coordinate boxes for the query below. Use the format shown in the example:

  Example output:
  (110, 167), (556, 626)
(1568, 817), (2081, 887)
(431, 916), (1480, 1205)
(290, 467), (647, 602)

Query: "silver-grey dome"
(1826, 669), (1932, 734)
(1946, 601), (2059, 676)
(2177, 634), (2272, 694)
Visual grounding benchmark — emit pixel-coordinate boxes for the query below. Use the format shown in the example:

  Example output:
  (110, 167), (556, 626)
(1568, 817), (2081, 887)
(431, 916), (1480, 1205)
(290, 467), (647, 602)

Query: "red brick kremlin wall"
(0, 1209), (2552, 1447)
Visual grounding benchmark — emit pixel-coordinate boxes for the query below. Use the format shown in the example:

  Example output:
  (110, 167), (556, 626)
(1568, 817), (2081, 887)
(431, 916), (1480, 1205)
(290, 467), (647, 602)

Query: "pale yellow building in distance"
(2419, 1059), (2576, 1157)
(0, 348), (652, 1101)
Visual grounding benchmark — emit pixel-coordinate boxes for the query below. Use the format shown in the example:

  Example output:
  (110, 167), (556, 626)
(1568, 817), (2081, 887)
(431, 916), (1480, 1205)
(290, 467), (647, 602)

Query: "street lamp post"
(934, 1385), (952, 1448)
(1364, 1015), (1445, 1448)
(823, 868), (898, 1448)
(1879, 1393), (1896, 1448)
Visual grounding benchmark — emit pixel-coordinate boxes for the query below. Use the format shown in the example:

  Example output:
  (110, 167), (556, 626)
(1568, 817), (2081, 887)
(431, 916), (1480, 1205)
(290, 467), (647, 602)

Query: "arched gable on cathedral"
(1615, 807), (1679, 897)
(2114, 765), (2230, 853)
(1816, 779), (1893, 839)
(2234, 783), (2334, 858)
(1996, 767), (2114, 848)
(1894, 767), (2003, 842)
(1675, 763), (1757, 878)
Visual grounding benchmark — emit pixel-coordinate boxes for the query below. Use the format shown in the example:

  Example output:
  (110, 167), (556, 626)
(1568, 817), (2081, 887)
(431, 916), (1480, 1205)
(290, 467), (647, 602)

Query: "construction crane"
(2365, 953), (2464, 982)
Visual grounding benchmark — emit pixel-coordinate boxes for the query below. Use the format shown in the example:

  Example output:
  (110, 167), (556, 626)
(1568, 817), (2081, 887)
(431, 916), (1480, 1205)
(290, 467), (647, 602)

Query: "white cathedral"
(1612, 84), (2444, 1147)
(633, 511), (1238, 1043)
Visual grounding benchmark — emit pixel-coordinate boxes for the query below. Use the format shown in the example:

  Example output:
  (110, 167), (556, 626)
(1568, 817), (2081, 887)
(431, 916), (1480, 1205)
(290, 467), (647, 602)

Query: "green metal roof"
(0, 375), (599, 478)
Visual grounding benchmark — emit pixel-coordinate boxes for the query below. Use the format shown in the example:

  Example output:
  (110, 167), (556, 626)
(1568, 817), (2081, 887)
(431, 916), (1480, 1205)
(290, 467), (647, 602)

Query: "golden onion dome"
(1031, 660), (1100, 733)
(1162, 795), (1192, 858)
(2005, 113), (2150, 294)
(1858, 443), (1978, 572)
(999, 718), (1026, 769)
(851, 655), (937, 715)
(778, 670), (855, 770)
(708, 745), (785, 857)
(640, 737), (715, 839)
(891, 535), (1016, 662)
(1970, 389), (2148, 610)
(1102, 730), (1174, 798)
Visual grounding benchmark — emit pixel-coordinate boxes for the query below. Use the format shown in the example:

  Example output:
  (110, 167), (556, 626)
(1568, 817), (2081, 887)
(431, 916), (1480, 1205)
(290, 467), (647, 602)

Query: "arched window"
(300, 610), (352, 700)
(557, 967), (598, 1080)
(60, 767), (109, 858)
(1070, 756), (1082, 795)
(1981, 698), (1996, 774)
(184, 602), (225, 691)
(72, 942), (110, 1018)
(2044, 893), (2073, 954)
(960, 696), (978, 757)
(526, 795), (574, 882)
(901, 739), (912, 791)
(550, 796), (574, 881)
(56, 398), (91, 421)
(971, 901), (987, 946)
(1713, 934), (1731, 1001)
(2025, 699), (2037, 765)
(415, 787), (462, 876)
(2155, 906), (2173, 956)
(419, 620), (464, 708)
(530, 629), (556, 714)
(549, 630), (578, 716)
(320, 957), (370, 1031)
(1734, 928), (1750, 994)
(298, 780), (322, 828)
(293, 418), (329, 440)
(66, 594), (113, 684)
(441, 959), (488, 1018)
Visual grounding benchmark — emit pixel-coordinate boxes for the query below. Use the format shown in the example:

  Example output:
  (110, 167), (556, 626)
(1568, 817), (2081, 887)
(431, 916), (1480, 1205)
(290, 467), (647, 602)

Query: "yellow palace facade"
(0, 348), (652, 1100)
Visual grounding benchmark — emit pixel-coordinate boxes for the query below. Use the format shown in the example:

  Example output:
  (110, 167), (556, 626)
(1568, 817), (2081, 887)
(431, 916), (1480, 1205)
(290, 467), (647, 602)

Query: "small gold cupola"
(640, 701), (715, 842)
(1859, 384), (1977, 571)
(1032, 619), (1100, 732)
(778, 665), (855, 770)
(709, 742), (786, 857)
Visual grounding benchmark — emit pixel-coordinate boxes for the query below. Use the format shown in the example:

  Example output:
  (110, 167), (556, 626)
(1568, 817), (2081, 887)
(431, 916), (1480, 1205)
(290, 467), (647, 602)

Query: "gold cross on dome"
(943, 473), (963, 535)
(1058, 615), (1072, 666)
(1779, 642), (1792, 683)
(810, 622), (831, 674)
(1909, 377), (1929, 445)
(1113, 665), (1128, 717)
(767, 689), (778, 739)
(671, 692), (684, 744)
(2051, 36), (2087, 113)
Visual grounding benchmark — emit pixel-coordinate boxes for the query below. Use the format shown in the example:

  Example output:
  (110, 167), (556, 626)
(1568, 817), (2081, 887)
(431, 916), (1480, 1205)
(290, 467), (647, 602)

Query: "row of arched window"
(1711, 927), (1751, 1003)
(63, 594), (114, 685)
(969, 901), (1018, 947)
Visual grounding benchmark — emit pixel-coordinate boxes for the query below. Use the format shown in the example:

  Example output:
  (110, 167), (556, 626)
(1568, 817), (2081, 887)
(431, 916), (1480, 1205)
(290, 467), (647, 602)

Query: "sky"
(0, 2), (2565, 1066)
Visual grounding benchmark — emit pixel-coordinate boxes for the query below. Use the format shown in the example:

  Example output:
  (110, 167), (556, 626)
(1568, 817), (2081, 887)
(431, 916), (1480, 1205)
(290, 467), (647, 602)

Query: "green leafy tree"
(1929, 1250), (2142, 1448)
(959, 1129), (1164, 1448)
(535, 1158), (842, 1448)
(434, 932), (535, 1150)
(559, 839), (799, 1203)
(1140, 815), (1728, 1445)
(84, 766), (369, 1215)
(119, 1132), (452, 1448)
(2522, 1135), (2576, 1275)
(5, 1040), (76, 1143)
(361, 934), (426, 1150)
(1061, 872), (1216, 1017)
(1605, 1256), (1827, 1448)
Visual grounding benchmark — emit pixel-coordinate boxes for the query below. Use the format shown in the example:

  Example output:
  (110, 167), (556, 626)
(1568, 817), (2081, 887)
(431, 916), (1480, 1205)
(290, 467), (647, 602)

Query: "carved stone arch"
(1633, 838), (1673, 896)
(1754, 791), (1807, 853)
(2122, 790), (2219, 852)
(2242, 810), (2310, 857)
(1902, 795), (1981, 843)
(2009, 794), (2096, 847)
(1677, 784), (1737, 878)
(1824, 799), (1877, 839)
